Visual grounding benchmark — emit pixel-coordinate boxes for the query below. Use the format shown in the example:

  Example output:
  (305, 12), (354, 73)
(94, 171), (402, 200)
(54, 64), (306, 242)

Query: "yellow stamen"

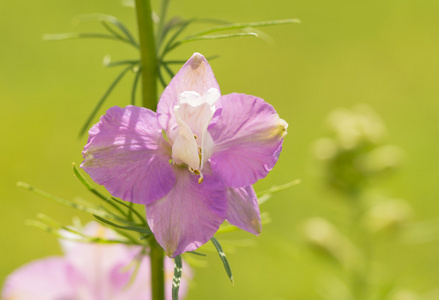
(188, 167), (204, 184)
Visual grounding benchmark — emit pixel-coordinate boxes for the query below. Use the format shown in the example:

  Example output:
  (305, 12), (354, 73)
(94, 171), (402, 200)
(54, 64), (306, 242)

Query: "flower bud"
(303, 218), (360, 267)
(359, 145), (404, 174)
(364, 198), (412, 233)
(389, 289), (420, 300)
(327, 105), (386, 150)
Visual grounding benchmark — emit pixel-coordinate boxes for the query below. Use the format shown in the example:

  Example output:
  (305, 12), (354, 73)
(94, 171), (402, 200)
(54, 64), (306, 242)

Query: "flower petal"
(157, 53), (221, 134)
(60, 222), (140, 298)
(209, 93), (288, 188)
(146, 166), (227, 257)
(3, 222), (193, 300)
(2, 257), (78, 300)
(171, 108), (200, 170)
(226, 186), (262, 235)
(81, 106), (175, 205)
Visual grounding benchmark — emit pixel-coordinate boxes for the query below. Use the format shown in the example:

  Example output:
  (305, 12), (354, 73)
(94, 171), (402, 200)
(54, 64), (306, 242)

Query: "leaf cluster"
(44, 11), (299, 138)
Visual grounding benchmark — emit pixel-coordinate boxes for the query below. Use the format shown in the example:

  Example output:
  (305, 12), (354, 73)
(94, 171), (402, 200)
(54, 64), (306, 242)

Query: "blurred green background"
(1, 0), (438, 299)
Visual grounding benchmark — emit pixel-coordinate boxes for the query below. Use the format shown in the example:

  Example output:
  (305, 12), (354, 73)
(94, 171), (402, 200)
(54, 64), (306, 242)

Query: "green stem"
(349, 194), (370, 300)
(157, 0), (171, 44)
(135, 0), (157, 110)
(134, 1), (164, 299)
(150, 237), (165, 300)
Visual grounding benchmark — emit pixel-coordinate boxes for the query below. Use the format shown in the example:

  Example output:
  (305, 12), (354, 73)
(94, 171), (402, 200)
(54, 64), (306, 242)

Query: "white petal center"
(171, 88), (220, 175)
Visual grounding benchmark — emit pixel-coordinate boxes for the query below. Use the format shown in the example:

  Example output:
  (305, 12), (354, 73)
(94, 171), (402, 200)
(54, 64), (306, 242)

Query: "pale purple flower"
(1, 222), (191, 300)
(81, 53), (288, 257)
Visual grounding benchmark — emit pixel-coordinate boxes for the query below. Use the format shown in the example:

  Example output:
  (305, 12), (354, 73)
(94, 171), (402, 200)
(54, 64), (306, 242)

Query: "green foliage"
(43, 9), (299, 136)
(306, 106), (417, 300)
(314, 105), (403, 196)
(18, 164), (152, 247)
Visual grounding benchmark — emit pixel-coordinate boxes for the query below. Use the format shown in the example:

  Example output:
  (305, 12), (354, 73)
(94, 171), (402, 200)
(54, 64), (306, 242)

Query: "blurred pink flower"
(2, 222), (191, 300)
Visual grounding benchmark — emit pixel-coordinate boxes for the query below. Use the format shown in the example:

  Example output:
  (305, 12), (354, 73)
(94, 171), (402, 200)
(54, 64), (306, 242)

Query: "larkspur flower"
(1, 222), (191, 300)
(81, 53), (288, 257)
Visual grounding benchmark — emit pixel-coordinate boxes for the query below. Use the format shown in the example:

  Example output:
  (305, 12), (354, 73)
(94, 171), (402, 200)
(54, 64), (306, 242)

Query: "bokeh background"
(1, 0), (438, 299)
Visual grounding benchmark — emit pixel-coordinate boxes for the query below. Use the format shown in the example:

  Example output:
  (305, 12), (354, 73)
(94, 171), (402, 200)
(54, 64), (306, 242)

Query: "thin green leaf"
(256, 179), (301, 205)
(160, 19), (194, 57)
(158, 17), (226, 51)
(93, 215), (152, 235)
(216, 222), (238, 234)
(26, 219), (65, 238)
(172, 255), (183, 300)
(112, 228), (140, 245)
(43, 32), (121, 41)
(191, 18), (230, 25)
(35, 214), (85, 237)
(101, 21), (126, 41)
(205, 54), (220, 61)
(127, 202), (135, 222)
(190, 18), (300, 37)
(157, 67), (167, 88)
(74, 14), (139, 47)
(158, 17), (228, 50)
(184, 32), (258, 42)
(79, 64), (134, 138)
(211, 237), (234, 284)
(187, 251), (207, 256)
(72, 165), (145, 226)
(162, 63), (175, 79)
(131, 66), (142, 105)
(162, 59), (188, 65)
(158, 17), (184, 49)
(110, 197), (148, 227)
(162, 55), (220, 66)
(156, 0), (171, 45)
(72, 163), (127, 217)
(17, 182), (120, 221)
(26, 219), (137, 245)
(181, 252), (209, 268)
(256, 179), (301, 195)
(103, 56), (140, 68)
(43, 32), (137, 48)
(76, 235), (137, 245)
(36, 213), (63, 228)
(37, 214), (139, 244)
(124, 251), (144, 287)
(206, 238), (255, 253)
(217, 212), (271, 234)
(165, 33), (257, 55)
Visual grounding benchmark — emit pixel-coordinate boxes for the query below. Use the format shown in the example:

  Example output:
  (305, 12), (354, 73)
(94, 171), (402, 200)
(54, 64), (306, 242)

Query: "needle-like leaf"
(79, 64), (135, 138)
(17, 182), (122, 222)
(74, 14), (139, 47)
(93, 215), (152, 235)
(211, 237), (234, 284)
(189, 18), (300, 37)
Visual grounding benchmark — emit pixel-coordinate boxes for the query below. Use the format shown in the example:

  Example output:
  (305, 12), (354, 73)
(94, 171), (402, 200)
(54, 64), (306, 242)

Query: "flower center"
(170, 88), (220, 183)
